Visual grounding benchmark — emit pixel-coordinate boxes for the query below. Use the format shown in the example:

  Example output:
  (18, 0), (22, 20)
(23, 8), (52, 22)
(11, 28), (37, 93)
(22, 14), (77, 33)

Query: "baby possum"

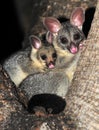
(3, 35), (57, 86)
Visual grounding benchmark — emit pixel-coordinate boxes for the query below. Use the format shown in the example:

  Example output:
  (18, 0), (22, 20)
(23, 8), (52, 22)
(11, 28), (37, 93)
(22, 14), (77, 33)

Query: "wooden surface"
(66, 0), (99, 129)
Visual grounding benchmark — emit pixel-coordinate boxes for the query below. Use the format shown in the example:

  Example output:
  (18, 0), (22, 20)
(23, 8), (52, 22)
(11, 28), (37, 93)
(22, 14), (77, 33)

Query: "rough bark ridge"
(66, 0), (99, 130)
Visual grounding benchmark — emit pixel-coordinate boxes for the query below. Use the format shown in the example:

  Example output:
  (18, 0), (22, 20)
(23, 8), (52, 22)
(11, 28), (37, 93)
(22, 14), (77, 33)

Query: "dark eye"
(60, 36), (68, 44)
(41, 55), (47, 60)
(52, 53), (57, 58)
(74, 33), (80, 40)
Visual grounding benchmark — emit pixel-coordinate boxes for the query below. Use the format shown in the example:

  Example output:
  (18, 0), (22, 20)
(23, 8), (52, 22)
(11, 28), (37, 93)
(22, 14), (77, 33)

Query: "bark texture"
(65, 0), (99, 130)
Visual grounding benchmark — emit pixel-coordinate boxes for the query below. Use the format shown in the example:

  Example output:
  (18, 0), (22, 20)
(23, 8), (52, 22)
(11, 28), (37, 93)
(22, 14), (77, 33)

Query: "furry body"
(3, 36), (57, 86)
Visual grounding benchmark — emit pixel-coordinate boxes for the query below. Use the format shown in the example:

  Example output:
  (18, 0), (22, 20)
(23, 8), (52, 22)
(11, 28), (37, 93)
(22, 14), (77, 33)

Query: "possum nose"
(47, 57), (54, 63)
(47, 58), (55, 69)
(48, 61), (55, 69)
(70, 42), (78, 54)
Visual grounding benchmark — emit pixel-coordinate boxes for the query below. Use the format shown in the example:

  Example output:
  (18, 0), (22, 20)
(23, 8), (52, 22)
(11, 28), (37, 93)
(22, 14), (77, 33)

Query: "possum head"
(43, 7), (85, 54)
(29, 35), (57, 69)
(38, 44), (57, 69)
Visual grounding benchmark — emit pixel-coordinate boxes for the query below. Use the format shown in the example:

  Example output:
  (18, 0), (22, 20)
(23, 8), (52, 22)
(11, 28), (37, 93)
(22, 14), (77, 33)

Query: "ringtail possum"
(17, 7), (85, 110)
(3, 35), (57, 86)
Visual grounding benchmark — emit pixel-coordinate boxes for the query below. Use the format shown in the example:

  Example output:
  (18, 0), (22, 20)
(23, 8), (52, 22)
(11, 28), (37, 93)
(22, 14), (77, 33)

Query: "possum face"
(56, 22), (85, 54)
(38, 45), (57, 69)
(29, 35), (57, 69)
(43, 7), (85, 54)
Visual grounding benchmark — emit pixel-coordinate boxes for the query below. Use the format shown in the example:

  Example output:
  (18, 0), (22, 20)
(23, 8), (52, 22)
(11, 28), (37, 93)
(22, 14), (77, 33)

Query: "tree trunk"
(65, 1), (99, 130)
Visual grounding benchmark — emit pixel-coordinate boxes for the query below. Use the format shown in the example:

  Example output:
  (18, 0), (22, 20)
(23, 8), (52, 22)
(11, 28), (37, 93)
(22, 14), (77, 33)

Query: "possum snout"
(47, 61), (55, 69)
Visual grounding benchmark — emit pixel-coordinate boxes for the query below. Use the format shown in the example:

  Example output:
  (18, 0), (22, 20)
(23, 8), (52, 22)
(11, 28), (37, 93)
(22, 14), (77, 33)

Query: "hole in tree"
(83, 7), (96, 38)
(27, 94), (66, 114)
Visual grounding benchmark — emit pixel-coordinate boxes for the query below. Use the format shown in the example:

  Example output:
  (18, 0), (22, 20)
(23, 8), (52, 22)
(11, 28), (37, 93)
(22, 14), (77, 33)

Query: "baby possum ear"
(70, 7), (85, 29)
(43, 17), (61, 33)
(29, 35), (42, 49)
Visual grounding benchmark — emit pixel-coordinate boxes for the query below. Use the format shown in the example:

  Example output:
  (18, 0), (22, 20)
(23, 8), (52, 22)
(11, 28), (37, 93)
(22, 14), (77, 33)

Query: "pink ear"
(46, 31), (53, 43)
(43, 17), (61, 33)
(70, 7), (85, 28)
(29, 35), (41, 49)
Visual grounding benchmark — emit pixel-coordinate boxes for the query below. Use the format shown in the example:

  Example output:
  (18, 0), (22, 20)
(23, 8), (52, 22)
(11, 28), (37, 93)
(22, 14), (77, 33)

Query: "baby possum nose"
(47, 57), (55, 69)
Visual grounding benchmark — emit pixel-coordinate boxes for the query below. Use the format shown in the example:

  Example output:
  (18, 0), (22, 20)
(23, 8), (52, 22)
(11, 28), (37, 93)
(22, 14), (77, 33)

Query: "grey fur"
(3, 36), (57, 86)
(19, 70), (69, 100)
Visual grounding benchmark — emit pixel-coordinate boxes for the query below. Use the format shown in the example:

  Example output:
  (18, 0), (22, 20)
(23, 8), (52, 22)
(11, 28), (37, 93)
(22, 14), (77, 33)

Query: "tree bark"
(65, 0), (99, 130)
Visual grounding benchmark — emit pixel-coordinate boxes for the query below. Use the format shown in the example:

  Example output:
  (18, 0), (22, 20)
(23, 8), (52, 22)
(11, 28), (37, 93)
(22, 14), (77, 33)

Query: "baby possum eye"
(41, 55), (47, 60)
(74, 33), (81, 40)
(52, 53), (57, 59)
(60, 36), (68, 44)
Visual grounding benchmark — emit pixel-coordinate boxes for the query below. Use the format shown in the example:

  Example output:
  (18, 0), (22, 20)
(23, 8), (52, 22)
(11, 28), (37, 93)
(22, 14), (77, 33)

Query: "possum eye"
(41, 55), (47, 60)
(60, 36), (68, 44)
(74, 33), (80, 40)
(52, 53), (57, 58)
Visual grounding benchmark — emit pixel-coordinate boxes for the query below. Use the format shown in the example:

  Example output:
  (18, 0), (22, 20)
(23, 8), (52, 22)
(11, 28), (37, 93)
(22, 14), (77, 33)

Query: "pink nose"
(70, 44), (78, 54)
(48, 63), (55, 69)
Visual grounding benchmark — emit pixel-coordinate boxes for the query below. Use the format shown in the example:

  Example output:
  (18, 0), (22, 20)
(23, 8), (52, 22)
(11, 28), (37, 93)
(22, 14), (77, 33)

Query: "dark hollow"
(27, 94), (66, 114)
(83, 7), (96, 38)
